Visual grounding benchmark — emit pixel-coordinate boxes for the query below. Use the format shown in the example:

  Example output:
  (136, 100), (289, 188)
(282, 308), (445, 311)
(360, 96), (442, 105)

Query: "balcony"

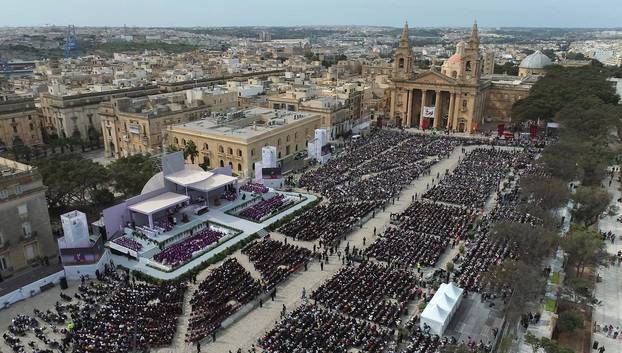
(20, 231), (38, 243)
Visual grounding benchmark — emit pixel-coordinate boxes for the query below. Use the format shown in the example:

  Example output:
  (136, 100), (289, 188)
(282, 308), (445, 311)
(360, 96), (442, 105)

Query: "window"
(174, 137), (179, 144)
(237, 149), (242, 157)
(0, 256), (8, 271)
(182, 139), (186, 146)
(18, 204), (28, 217)
(12, 126), (17, 134)
(294, 132), (298, 140)
(277, 138), (281, 146)
(251, 149), (255, 157)
(218, 145), (224, 153)
(0, 190), (7, 199)
(286, 135), (290, 142)
(237, 163), (242, 171)
(227, 147), (233, 155)
(462, 100), (467, 109)
(29, 123), (34, 131)
(22, 222), (32, 237)
(398, 58), (405, 69)
(24, 243), (36, 261)
(228, 161), (233, 168)
(203, 143), (208, 150)
(203, 156), (210, 167)
(15, 185), (23, 195)
(219, 160), (224, 167)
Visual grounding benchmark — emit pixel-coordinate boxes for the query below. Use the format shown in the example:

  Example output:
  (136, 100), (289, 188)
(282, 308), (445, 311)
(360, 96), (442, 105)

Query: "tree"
(520, 175), (570, 210)
(557, 309), (584, 332)
(561, 227), (608, 277)
(107, 154), (159, 198)
(525, 334), (575, 353)
(183, 140), (199, 164)
(482, 260), (546, 321)
(440, 344), (471, 353)
(489, 222), (558, 264)
(539, 143), (582, 182)
(36, 153), (110, 215)
(571, 186), (611, 227)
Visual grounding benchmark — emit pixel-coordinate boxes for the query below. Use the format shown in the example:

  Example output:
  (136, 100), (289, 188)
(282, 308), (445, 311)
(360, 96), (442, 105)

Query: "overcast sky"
(2, 0), (621, 28)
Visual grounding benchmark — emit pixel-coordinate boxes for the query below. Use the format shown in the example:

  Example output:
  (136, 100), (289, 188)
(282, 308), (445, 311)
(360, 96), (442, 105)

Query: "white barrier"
(1, 270), (66, 310)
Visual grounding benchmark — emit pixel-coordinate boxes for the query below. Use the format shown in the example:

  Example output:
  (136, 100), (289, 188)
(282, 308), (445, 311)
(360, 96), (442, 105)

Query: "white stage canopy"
(165, 168), (213, 187)
(128, 192), (190, 215)
(188, 174), (237, 192)
(420, 282), (464, 336)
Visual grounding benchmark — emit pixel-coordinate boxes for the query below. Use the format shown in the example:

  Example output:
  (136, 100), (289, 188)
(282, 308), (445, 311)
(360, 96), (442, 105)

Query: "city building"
(518, 51), (553, 77)
(388, 21), (538, 132)
(0, 157), (58, 281)
(39, 85), (160, 143)
(0, 98), (43, 148)
(166, 107), (321, 179)
(99, 87), (238, 158)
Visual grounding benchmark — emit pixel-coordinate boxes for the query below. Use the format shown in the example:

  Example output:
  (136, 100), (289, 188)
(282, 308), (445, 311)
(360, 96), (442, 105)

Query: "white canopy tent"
(128, 192), (190, 228)
(419, 282), (464, 336)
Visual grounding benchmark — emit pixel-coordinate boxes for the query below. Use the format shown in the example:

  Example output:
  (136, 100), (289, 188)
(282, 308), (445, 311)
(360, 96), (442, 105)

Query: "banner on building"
(422, 106), (436, 118)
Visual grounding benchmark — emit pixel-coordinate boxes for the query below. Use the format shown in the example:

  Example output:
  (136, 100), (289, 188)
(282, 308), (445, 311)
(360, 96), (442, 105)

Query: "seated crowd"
(423, 148), (518, 208)
(69, 265), (186, 353)
(278, 200), (381, 246)
(242, 238), (312, 289)
(260, 304), (393, 353)
(240, 182), (269, 194)
(240, 194), (289, 221)
(186, 258), (262, 343)
(153, 228), (224, 268)
(112, 236), (143, 252)
(311, 262), (419, 327)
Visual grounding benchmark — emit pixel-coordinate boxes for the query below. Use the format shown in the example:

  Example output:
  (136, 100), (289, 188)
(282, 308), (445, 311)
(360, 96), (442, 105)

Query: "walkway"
(594, 167), (622, 353)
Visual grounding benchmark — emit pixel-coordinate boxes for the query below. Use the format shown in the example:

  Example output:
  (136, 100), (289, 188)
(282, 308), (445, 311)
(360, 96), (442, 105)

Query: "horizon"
(1, 0), (621, 28)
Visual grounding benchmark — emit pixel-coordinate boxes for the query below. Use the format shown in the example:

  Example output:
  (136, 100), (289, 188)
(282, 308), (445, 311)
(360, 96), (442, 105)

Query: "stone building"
(0, 98), (43, 148)
(0, 157), (58, 280)
(39, 85), (159, 143)
(388, 21), (539, 133)
(166, 108), (321, 179)
(518, 50), (553, 77)
(99, 87), (238, 158)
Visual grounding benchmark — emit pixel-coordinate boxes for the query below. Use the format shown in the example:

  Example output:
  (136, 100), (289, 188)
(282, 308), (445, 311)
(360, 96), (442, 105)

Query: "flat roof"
(165, 168), (213, 187)
(128, 192), (190, 215)
(188, 174), (237, 192)
(170, 107), (319, 140)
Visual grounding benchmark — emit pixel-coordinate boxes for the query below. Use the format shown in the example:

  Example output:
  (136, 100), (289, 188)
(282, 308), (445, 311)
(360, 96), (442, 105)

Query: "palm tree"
(184, 140), (199, 164)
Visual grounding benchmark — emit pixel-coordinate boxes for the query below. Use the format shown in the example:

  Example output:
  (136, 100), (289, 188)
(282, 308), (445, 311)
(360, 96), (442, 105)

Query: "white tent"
(420, 282), (464, 335)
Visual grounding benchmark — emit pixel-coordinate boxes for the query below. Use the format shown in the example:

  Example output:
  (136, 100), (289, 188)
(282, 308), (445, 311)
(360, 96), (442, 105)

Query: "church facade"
(388, 22), (536, 133)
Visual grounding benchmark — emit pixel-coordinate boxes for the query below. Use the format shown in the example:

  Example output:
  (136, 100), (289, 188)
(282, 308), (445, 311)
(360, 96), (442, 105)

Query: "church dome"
(519, 50), (553, 69)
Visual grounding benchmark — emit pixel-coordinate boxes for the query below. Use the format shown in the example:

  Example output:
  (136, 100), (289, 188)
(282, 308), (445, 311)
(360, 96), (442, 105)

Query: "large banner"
(422, 106), (435, 118)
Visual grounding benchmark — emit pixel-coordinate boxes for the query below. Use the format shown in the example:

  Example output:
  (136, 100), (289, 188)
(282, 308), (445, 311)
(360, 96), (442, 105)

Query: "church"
(388, 21), (547, 133)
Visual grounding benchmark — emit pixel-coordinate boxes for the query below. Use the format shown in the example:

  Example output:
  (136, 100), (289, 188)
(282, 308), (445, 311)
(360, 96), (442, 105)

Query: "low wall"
(63, 250), (111, 280)
(1, 270), (66, 309)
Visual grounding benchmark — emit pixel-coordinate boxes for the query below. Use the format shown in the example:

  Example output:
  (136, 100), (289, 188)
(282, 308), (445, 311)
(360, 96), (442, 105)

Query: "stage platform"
(108, 190), (317, 280)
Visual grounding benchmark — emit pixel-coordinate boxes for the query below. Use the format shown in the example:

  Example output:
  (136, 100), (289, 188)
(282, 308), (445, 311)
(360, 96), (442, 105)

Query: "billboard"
(262, 167), (282, 179)
(422, 106), (435, 118)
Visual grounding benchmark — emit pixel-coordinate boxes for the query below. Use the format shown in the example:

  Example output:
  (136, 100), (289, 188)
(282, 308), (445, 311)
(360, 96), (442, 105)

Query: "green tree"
(561, 227), (607, 276)
(489, 222), (558, 264)
(107, 154), (159, 198)
(520, 175), (570, 210)
(183, 140), (199, 164)
(36, 153), (110, 215)
(571, 186), (611, 227)
(557, 309), (584, 332)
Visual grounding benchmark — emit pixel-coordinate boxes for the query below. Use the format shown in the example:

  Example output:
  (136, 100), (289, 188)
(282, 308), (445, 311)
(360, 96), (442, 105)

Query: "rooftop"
(170, 107), (319, 141)
(0, 157), (35, 178)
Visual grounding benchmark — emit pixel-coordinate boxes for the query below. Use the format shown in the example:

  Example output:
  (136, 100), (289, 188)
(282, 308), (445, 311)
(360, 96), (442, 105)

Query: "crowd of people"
(240, 182), (269, 194)
(366, 202), (475, 267)
(423, 148), (517, 208)
(278, 200), (380, 245)
(153, 228), (224, 268)
(242, 238), (312, 289)
(260, 304), (393, 353)
(239, 194), (289, 222)
(186, 258), (262, 343)
(311, 262), (419, 327)
(112, 236), (144, 252)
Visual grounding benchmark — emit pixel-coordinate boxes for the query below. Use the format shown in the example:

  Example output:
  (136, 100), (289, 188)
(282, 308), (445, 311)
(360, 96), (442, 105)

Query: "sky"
(1, 0), (621, 28)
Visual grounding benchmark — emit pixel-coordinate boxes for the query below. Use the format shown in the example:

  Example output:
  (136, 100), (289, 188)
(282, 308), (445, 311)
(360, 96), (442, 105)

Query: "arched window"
(219, 160), (224, 167)
(251, 149), (255, 157)
(237, 149), (242, 157)
(465, 61), (472, 71)
(174, 137), (179, 144)
(203, 143), (208, 150)
(398, 58), (405, 69)
(227, 147), (233, 155)
(218, 145), (224, 153)
(237, 163), (242, 171)
(228, 161), (233, 168)
(286, 135), (290, 142)
(182, 139), (186, 146)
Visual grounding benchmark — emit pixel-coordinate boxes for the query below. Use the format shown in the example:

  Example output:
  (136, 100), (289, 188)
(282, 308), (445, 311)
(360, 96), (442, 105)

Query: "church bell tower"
(392, 21), (414, 80)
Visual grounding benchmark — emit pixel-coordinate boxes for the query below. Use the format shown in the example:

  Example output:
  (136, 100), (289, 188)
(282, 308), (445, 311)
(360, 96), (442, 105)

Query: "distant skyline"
(2, 0), (621, 28)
